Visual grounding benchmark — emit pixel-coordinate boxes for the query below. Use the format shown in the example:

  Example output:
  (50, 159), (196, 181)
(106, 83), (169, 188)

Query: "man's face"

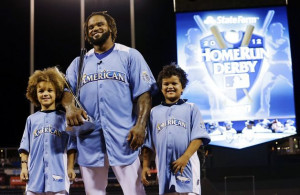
(87, 15), (111, 46)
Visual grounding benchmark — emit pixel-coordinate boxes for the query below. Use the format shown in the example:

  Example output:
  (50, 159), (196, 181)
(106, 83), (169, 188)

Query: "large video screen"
(176, 6), (297, 149)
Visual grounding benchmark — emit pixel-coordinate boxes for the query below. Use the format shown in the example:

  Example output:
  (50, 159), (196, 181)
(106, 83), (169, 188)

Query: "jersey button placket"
(98, 64), (103, 126)
(99, 77), (105, 125)
(99, 97), (105, 126)
(98, 78), (108, 163)
(167, 108), (172, 150)
(44, 115), (50, 188)
(98, 72), (104, 119)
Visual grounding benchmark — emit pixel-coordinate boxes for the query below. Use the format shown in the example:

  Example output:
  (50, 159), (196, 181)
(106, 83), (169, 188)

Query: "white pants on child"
(80, 154), (146, 195)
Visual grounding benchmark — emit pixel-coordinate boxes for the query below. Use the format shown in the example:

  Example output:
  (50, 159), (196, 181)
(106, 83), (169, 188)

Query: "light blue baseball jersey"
(65, 43), (156, 167)
(18, 110), (77, 193)
(144, 99), (210, 194)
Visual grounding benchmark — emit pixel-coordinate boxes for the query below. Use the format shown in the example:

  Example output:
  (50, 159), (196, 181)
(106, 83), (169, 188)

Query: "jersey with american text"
(19, 110), (76, 193)
(144, 100), (210, 194)
(66, 43), (156, 166)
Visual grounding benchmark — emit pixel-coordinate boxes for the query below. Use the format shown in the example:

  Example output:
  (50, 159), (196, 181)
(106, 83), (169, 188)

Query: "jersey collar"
(40, 109), (57, 113)
(161, 99), (187, 107)
(94, 44), (115, 60)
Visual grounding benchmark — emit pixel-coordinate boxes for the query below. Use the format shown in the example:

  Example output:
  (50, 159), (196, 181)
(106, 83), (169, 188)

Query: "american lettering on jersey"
(156, 118), (187, 131)
(81, 70), (126, 87)
(33, 125), (62, 138)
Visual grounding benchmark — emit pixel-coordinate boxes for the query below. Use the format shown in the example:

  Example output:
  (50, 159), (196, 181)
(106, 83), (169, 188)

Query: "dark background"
(1, 0), (299, 193)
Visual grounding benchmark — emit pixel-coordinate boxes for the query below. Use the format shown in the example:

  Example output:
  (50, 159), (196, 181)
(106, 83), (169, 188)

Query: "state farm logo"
(203, 16), (259, 25)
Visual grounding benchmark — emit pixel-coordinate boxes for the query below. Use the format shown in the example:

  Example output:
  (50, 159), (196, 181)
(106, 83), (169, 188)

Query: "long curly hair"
(26, 67), (66, 107)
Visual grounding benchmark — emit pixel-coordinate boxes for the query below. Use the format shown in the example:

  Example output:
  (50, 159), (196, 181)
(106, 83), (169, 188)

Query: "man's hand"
(127, 124), (146, 150)
(65, 106), (88, 126)
(127, 91), (151, 150)
(62, 91), (88, 126)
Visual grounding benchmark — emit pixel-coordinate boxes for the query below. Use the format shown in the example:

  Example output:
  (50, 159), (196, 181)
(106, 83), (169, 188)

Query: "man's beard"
(87, 31), (111, 46)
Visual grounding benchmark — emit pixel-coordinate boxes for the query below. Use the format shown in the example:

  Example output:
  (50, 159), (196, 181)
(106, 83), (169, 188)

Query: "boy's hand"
(141, 167), (151, 186)
(68, 168), (76, 181)
(172, 154), (189, 174)
(20, 168), (29, 182)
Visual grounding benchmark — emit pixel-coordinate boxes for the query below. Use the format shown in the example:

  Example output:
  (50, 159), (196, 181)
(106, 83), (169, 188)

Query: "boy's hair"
(26, 67), (66, 107)
(157, 64), (189, 90)
(84, 11), (118, 44)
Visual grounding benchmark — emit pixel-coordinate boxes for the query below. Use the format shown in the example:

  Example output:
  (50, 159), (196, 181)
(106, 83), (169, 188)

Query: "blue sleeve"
(191, 104), (211, 145)
(18, 118), (31, 153)
(67, 135), (77, 151)
(65, 56), (80, 94)
(128, 49), (156, 100)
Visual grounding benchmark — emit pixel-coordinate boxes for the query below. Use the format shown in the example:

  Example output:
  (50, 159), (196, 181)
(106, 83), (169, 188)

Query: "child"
(19, 67), (77, 195)
(141, 64), (211, 195)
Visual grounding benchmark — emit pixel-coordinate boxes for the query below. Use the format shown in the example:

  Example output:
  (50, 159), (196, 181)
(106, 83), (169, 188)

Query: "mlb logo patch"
(176, 175), (191, 184)
(52, 175), (63, 182)
(141, 71), (151, 84)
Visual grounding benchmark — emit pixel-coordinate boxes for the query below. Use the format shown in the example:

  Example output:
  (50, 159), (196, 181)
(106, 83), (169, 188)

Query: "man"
(62, 11), (156, 195)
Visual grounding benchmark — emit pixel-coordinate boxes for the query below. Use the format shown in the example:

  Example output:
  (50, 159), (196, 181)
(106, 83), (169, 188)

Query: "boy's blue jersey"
(144, 100), (210, 194)
(19, 110), (76, 193)
(65, 43), (156, 166)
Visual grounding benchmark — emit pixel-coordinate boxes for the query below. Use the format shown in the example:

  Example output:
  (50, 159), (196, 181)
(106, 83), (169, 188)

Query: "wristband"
(21, 160), (28, 164)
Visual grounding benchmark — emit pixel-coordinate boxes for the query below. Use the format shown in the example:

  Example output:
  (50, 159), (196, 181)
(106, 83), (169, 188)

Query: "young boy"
(19, 67), (77, 195)
(142, 64), (211, 195)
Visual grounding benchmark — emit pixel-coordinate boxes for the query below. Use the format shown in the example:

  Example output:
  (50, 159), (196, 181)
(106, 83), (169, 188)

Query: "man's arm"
(127, 91), (152, 150)
(61, 91), (87, 126)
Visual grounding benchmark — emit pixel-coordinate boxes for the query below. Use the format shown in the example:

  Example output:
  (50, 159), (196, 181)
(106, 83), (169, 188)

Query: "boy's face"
(161, 75), (183, 104)
(37, 81), (56, 111)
